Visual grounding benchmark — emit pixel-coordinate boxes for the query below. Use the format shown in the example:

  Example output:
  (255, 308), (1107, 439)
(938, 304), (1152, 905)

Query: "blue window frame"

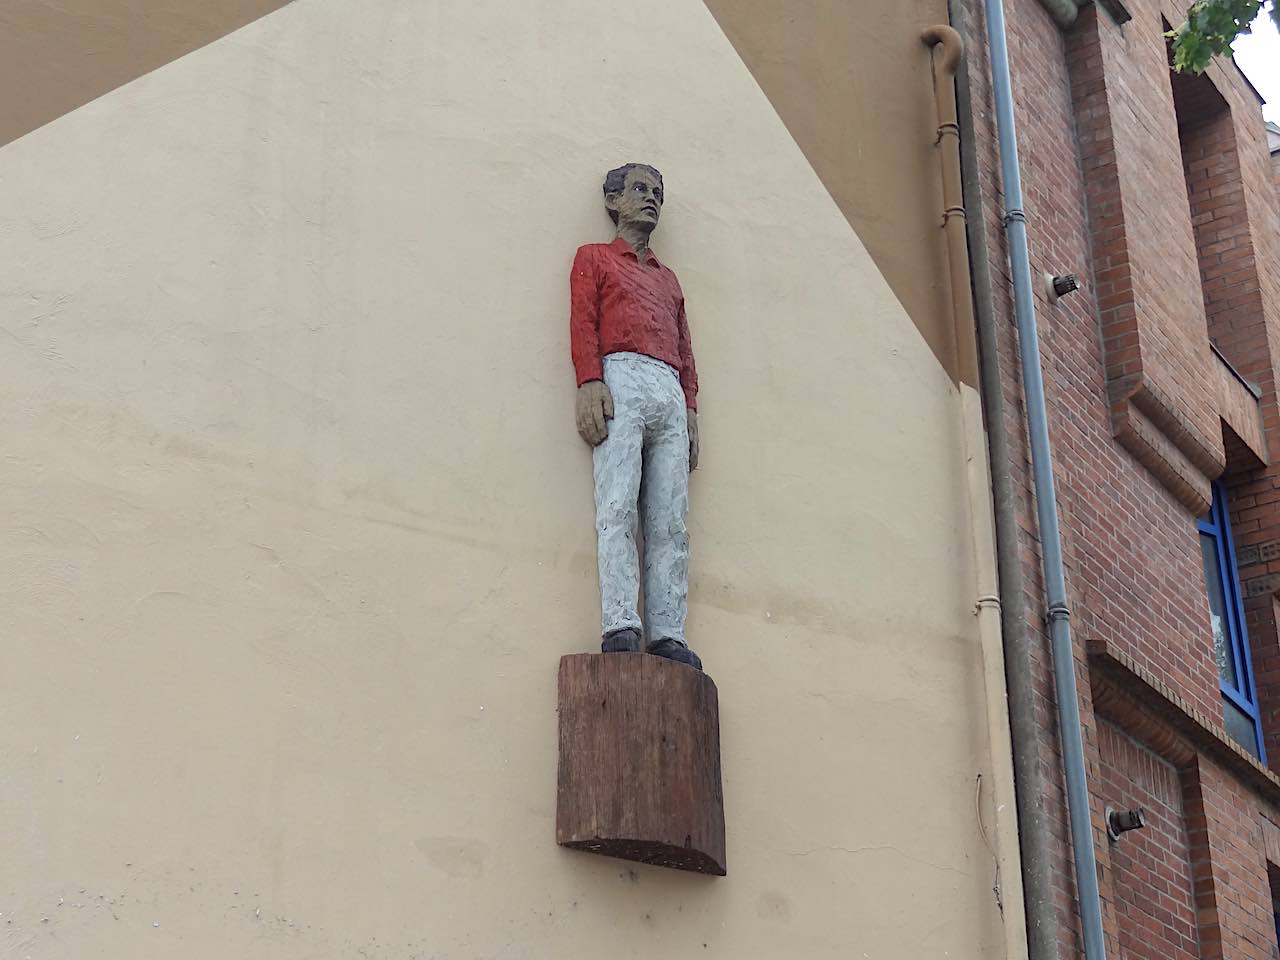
(1198, 480), (1265, 762)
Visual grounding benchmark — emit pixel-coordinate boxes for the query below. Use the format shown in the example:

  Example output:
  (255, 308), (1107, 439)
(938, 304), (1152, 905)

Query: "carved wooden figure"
(558, 165), (723, 875)
(569, 163), (703, 670)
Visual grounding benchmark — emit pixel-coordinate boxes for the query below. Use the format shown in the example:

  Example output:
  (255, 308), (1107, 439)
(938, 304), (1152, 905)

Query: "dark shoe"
(601, 628), (642, 653)
(647, 638), (703, 671)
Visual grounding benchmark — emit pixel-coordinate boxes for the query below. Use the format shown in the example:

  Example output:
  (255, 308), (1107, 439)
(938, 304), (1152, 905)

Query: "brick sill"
(1212, 342), (1269, 468)
(1210, 341), (1263, 400)
(1089, 643), (1280, 803)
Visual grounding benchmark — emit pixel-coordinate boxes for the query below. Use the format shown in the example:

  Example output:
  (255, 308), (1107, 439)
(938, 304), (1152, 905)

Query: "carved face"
(605, 167), (664, 232)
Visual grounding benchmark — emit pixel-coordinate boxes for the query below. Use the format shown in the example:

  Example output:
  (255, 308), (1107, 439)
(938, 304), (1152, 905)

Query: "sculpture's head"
(603, 163), (664, 233)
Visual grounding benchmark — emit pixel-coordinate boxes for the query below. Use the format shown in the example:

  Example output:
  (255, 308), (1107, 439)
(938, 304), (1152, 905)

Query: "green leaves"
(1166, 0), (1279, 73)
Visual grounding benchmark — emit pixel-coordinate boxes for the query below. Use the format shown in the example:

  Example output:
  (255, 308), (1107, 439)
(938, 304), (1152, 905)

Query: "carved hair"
(603, 163), (663, 224)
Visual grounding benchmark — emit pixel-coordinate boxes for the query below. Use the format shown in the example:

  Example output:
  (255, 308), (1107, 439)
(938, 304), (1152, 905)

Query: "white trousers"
(593, 352), (690, 646)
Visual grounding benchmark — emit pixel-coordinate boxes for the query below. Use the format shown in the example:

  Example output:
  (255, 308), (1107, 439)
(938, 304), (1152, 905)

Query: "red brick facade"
(1098, 720), (1200, 960)
(1270, 125), (1280, 200)
(959, 0), (1280, 956)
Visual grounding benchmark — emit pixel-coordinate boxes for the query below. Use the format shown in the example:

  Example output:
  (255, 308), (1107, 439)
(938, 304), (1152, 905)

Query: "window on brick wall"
(1198, 480), (1265, 760)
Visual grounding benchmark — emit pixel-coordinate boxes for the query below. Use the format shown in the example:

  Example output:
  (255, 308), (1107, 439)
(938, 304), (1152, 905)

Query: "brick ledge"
(1089, 644), (1280, 803)
(1111, 394), (1214, 515)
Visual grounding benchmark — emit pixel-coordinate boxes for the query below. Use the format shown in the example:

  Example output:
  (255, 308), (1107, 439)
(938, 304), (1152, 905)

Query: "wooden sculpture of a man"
(569, 163), (703, 671)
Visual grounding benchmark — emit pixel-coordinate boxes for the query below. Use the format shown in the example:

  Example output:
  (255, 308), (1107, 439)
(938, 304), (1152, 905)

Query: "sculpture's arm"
(570, 247), (612, 446)
(675, 297), (698, 411)
(569, 247), (604, 387)
(676, 298), (699, 470)
(687, 409), (699, 472)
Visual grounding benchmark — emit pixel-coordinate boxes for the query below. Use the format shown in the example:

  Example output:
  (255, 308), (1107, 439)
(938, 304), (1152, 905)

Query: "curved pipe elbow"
(921, 24), (964, 76)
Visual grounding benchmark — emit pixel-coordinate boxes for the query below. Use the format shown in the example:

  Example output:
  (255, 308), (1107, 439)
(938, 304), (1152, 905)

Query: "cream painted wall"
(0, 1), (1015, 957)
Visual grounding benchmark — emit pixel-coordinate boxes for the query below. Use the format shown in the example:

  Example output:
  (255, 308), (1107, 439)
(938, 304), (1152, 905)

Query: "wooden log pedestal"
(556, 653), (726, 876)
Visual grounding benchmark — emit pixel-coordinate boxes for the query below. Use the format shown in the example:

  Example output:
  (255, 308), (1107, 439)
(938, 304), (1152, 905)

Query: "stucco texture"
(0, 1), (1010, 957)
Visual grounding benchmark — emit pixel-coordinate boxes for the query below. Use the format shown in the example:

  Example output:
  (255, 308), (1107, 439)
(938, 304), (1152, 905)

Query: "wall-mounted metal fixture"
(1106, 807), (1146, 842)
(1052, 274), (1079, 298)
(1035, 0), (1132, 29)
(1044, 271), (1080, 305)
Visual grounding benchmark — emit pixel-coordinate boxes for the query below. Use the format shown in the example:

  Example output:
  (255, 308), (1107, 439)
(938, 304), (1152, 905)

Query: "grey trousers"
(593, 352), (691, 646)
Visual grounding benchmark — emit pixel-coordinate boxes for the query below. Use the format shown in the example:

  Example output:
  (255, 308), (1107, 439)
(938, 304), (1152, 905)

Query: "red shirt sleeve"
(569, 246), (604, 386)
(676, 296), (698, 410)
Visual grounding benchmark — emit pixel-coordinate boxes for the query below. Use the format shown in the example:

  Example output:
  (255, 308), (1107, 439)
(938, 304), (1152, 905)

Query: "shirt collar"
(609, 235), (661, 267)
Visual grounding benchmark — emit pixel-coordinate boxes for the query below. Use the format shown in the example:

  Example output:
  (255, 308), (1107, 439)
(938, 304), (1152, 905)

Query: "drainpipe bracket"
(1046, 603), (1071, 625)
(975, 595), (1003, 615)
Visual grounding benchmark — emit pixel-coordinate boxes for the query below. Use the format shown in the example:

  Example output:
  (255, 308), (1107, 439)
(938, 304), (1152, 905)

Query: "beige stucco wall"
(0, 1), (1019, 957)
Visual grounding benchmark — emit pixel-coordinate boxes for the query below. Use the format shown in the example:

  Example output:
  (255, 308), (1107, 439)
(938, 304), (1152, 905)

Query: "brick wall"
(1174, 72), (1264, 384)
(1169, 64), (1280, 769)
(958, 3), (1099, 950)
(1184, 758), (1278, 960)
(959, 0), (1280, 956)
(964, 0), (1226, 743)
(1223, 100), (1280, 763)
(1066, 6), (1224, 515)
(1272, 142), (1280, 203)
(1097, 721), (1200, 960)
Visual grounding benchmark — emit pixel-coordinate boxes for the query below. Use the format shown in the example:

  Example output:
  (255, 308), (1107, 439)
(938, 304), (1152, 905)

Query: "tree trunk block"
(556, 652), (726, 876)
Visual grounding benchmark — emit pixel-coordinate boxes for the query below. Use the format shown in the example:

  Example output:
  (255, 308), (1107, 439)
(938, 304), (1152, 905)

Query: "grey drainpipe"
(981, 1), (1108, 959)
(948, 0), (1058, 956)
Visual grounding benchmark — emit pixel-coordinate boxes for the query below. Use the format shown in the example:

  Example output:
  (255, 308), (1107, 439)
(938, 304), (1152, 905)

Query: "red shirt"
(569, 237), (698, 410)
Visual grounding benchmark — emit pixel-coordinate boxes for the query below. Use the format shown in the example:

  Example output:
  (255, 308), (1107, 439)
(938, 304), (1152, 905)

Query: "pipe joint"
(1004, 208), (1027, 226)
(975, 595), (1003, 614)
(936, 121), (961, 145)
(1046, 603), (1071, 625)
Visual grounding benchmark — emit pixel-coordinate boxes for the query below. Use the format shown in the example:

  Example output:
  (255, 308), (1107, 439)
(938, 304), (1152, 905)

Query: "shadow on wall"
(0, 0), (294, 147)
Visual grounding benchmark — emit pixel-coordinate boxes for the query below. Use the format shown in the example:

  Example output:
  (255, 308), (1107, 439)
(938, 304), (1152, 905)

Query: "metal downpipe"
(921, 25), (1031, 960)
(981, 1), (1107, 959)
(947, 0), (1059, 955)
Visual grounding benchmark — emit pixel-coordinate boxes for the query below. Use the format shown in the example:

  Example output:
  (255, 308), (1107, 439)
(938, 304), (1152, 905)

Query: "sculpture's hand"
(576, 380), (613, 446)
(687, 408), (699, 471)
